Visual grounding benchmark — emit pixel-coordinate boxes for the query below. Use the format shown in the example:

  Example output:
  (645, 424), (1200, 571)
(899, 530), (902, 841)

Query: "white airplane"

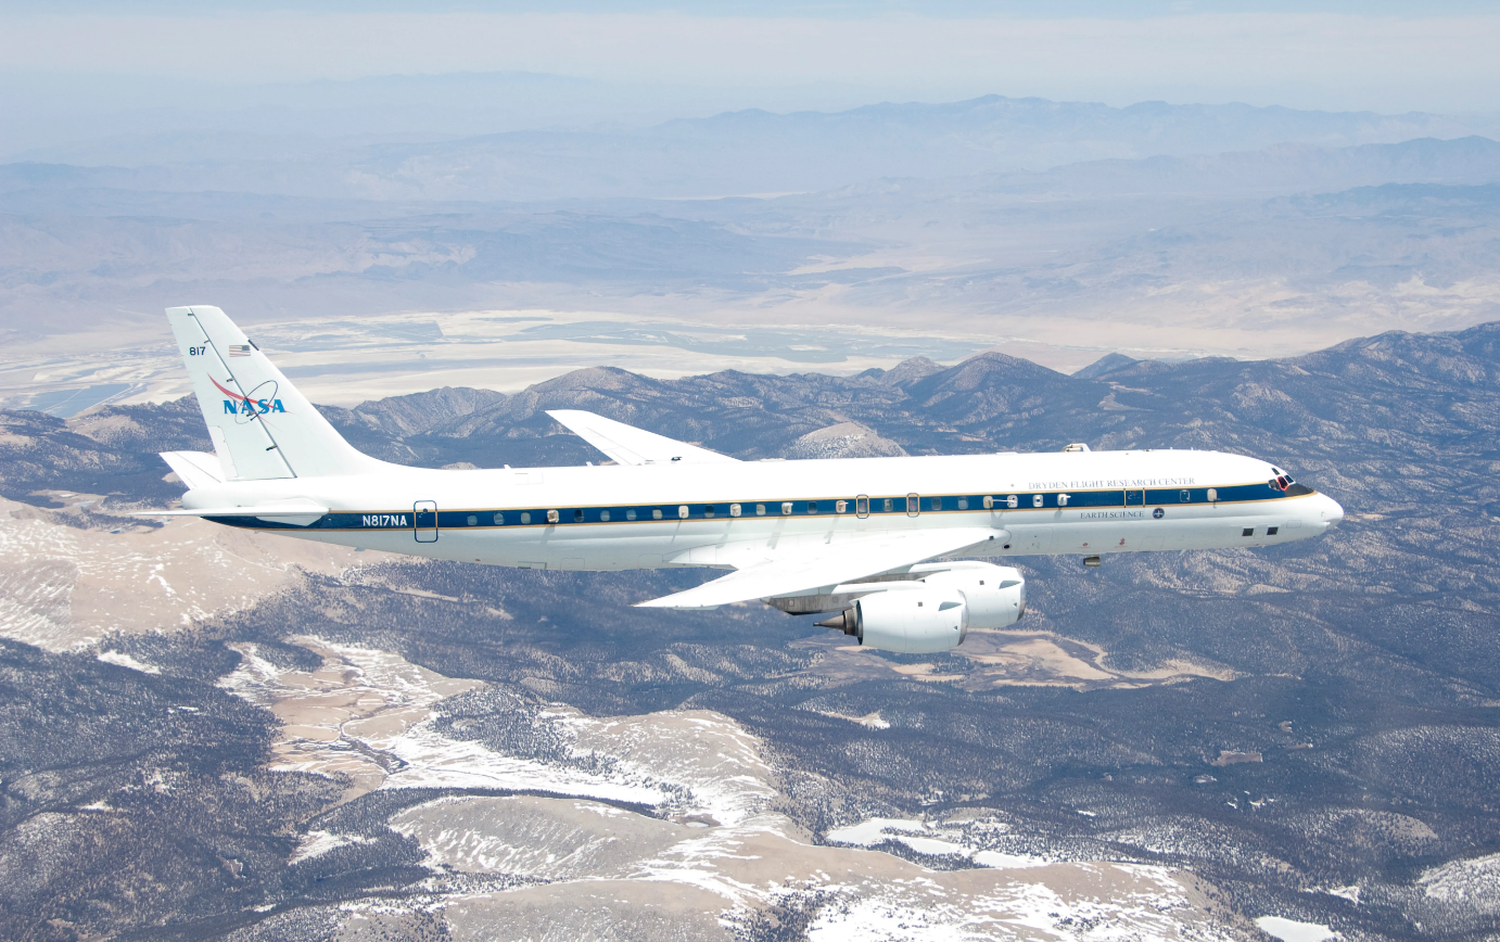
(144, 306), (1343, 653)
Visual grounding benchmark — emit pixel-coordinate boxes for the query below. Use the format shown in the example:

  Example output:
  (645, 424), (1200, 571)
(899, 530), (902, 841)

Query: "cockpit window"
(1270, 474), (1295, 491)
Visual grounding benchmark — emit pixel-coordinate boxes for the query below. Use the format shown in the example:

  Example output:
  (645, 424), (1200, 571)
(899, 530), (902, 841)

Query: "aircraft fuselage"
(183, 448), (1342, 571)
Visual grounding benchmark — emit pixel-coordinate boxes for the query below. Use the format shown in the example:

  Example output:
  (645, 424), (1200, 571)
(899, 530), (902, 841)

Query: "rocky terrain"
(4, 322), (1500, 939)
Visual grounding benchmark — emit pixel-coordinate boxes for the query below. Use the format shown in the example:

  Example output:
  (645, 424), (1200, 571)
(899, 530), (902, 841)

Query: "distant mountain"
(3, 94), (1494, 203)
(976, 135), (1500, 199)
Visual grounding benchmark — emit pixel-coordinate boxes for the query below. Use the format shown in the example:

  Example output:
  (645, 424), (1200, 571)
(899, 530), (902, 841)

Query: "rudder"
(168, 305), (381, 480)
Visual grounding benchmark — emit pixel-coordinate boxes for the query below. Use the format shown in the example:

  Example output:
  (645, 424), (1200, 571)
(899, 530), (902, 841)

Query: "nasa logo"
(211, 376), (286, 415)
(222, 398), (286, 415)
(1153, 507), (1165, 519)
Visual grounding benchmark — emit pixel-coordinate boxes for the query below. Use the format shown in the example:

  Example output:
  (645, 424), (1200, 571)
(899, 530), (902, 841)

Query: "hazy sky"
(1, 3), (1496, 116)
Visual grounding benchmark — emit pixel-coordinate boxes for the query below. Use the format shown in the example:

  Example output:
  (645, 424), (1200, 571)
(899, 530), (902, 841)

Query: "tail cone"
(816, 609), (859, 636)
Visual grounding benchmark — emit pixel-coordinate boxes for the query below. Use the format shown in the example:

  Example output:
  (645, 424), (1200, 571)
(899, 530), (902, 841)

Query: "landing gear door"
(414, 500), (438, 543)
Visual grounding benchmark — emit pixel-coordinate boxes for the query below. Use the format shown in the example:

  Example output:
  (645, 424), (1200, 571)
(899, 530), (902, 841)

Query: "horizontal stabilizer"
(133, 498), (328, 527)
(636, 527), (1001, 610)
(547, 410), (739, 466)
(159, 451), (226, 490)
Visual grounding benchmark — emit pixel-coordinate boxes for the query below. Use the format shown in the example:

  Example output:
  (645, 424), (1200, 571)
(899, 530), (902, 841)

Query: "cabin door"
(414, 500), (438, 543)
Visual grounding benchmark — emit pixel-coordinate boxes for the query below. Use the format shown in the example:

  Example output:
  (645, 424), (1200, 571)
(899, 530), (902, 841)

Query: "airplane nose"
(1319, 494), (1344, 526)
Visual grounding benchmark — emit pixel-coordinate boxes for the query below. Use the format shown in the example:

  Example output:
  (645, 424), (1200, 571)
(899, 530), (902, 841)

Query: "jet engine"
(816, 562), (1026, 653)
(913, 562), (1026, 630)
(831, 589), (968, 654)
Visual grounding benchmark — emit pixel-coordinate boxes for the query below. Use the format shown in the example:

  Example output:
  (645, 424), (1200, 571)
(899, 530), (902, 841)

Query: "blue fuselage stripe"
(205, 482), (1306, 531)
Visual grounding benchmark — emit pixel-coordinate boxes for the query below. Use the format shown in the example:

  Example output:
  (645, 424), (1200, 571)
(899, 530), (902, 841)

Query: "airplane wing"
(636, 527), (1003, 609)
(547, 410), (739, 466)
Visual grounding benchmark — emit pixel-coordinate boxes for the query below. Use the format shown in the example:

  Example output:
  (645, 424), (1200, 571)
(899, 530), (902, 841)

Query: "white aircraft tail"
(167, 305), (383, 480)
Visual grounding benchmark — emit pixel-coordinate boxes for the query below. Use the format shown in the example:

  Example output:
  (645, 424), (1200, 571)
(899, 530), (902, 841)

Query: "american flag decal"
(228, 344), (252, 357)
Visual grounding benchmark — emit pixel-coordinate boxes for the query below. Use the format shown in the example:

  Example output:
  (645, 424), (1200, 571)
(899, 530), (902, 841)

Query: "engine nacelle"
(812, 562), (1027, 653)
(853, 589), (968, 654)
(915, 563), (1026, 630)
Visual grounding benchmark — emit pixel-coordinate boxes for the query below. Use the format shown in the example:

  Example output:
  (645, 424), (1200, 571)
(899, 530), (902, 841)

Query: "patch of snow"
(808, 863), (1207, 941)
(97, 650), (160, 674)
(826, 818), (926, 846)
(218, 637), (667, 807)
(827, 817), (1054, 869)
(1326, 885), (1360, 904)
(971, 851), (1052, 870)
(290, 830), (375, 863)
(559, 708), (778, 827)
(1420, 851), (1500, 902)
(1255, 916), (1338, 942)
(380, 723), (665, 805)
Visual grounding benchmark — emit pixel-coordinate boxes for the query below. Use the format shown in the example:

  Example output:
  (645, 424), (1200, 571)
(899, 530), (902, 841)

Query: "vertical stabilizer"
(167, 305), (381, 480)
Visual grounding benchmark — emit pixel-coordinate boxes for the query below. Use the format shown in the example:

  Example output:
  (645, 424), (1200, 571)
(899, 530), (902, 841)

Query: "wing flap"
(547, 410), (739, 466)
(637, 527), (1002, 609)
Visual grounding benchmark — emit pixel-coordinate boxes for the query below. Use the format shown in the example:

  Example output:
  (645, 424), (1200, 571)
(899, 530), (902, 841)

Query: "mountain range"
(4, 321), (1500, 938)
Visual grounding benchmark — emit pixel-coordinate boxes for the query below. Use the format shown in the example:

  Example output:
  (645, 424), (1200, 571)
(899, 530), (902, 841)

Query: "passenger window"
(836, 499), (848, 513)
(807, 501), (817, 513)
(929, 496), (941, 511)
(883, 498), (894, 512)
(520, 511), (532, 524)
(1032, 494), (1043, 508)
(730, 503), (742, 517)
(467, 514), (478, 526)
(652, 508), (663, 520)
(756, 503), (766, 516)
(705, 505), (716, 518)
(1007, 495), (1019, 509)
(1207, 488), (1217, 502)
(1242, 527), (1254, 537)
(626, 509), (637, 520)
(1267, 526), (1279, 535)
(600, 510), (611, 522)
(782, 501), (793, 515)
(547, 509), (560, 524)
(493, 512), (505, 525)
(856, 495), (870, 517)
(907, 494), (919, 515)
(678, 505), (689, 519)
(958, 497), (969, 510)
(573, 509), (584, 523)
(982, 496), (993, 510)
(1058, 494), (1070, 507)
(1181, 489), (1191, 502)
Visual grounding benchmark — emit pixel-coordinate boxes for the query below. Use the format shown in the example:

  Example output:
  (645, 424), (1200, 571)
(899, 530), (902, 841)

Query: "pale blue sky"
(1, 4), (1495, 118)
(11, 2), (1500, 13)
